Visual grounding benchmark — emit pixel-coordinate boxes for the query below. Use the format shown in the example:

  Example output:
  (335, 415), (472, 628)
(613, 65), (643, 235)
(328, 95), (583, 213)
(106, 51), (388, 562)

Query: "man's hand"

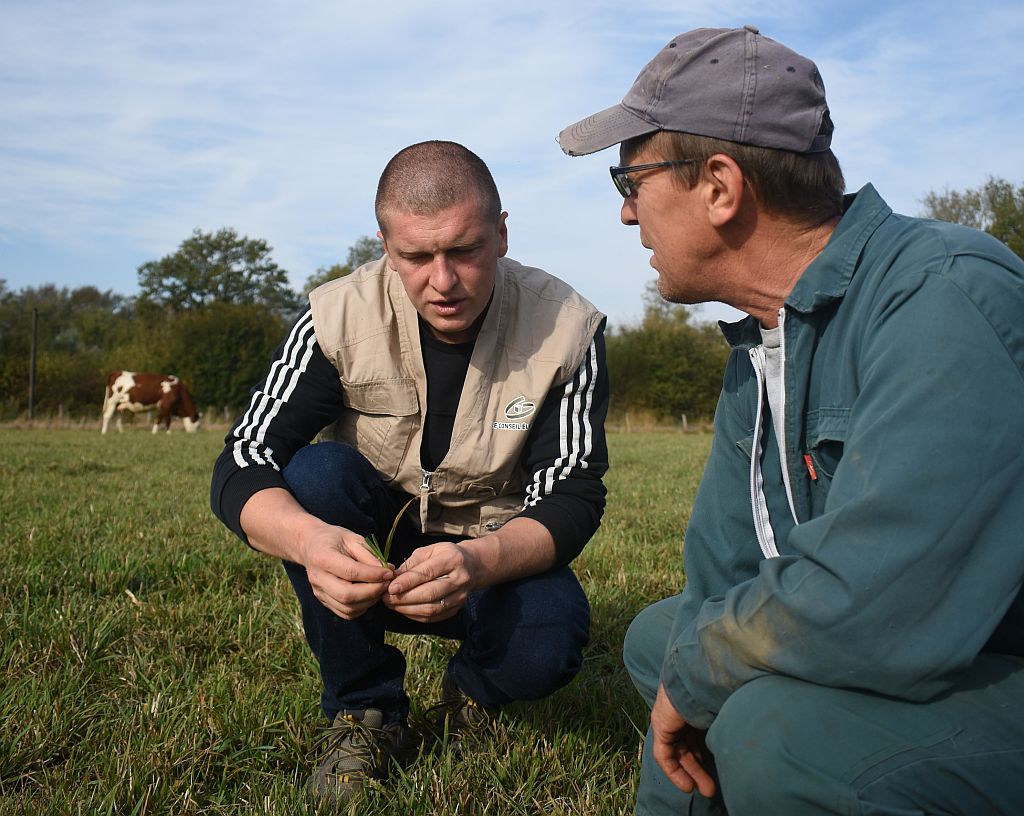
(300, 525), (394, 619)
(239, 487), (393, 621)
(651, 684), (717, 798)
(384, 540), (477, 622)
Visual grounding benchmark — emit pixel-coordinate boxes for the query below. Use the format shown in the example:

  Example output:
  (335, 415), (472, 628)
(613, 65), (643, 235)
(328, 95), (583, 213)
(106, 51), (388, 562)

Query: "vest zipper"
(420, 470), (433, 492)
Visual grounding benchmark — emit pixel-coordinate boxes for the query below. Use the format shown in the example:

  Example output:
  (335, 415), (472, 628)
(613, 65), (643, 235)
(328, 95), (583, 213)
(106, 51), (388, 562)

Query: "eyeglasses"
(608, 160), (699, 198)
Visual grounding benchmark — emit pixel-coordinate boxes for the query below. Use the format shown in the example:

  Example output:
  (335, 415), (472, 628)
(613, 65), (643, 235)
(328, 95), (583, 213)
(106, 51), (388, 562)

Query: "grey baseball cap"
(558, 25), (833, 156)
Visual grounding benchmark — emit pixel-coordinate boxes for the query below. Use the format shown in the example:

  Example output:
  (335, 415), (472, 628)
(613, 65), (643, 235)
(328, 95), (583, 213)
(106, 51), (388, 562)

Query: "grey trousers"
(624, 595), (1024, 815)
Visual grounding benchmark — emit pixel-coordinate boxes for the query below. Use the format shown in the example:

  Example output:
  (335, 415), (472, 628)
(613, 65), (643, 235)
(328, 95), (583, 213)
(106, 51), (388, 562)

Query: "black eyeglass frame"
(608, 160), (699, 198)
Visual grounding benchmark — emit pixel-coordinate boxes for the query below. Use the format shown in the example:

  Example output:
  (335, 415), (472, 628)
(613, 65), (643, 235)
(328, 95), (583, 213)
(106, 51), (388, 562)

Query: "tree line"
(2, 177), (1021, 425)
(0, 228), (383, 422)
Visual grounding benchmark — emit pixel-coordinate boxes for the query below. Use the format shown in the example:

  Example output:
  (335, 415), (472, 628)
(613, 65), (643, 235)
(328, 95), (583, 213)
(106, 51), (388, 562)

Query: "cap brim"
(558, 103), (659, 157)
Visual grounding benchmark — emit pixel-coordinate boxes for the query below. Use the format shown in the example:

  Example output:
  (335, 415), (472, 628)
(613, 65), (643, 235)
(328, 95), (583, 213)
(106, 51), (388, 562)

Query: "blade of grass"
(381, 495), (417, 564)
(364, 495), (418, 566)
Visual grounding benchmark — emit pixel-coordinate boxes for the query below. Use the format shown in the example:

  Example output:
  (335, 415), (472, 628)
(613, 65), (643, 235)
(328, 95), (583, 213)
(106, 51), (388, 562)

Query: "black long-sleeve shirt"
(210, 309), (609, 566)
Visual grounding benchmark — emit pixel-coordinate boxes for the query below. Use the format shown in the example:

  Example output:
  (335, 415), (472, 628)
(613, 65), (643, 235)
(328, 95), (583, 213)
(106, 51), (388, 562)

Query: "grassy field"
(0, 428), (711, 815)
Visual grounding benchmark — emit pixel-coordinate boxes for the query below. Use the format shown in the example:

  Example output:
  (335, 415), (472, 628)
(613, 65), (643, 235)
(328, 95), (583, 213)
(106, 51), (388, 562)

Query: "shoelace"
(314, 714), (386, 771)
(424, 692), (492, 735)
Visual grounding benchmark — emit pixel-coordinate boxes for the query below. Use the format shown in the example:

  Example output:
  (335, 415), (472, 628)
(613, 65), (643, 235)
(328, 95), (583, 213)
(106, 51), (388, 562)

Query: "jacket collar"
(785, 183), (891, 313)
(719, 183), (892, 347)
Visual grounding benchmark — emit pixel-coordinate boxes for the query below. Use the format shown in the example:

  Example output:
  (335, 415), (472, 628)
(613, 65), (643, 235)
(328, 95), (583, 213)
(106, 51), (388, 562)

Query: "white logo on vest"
(493, 395), (536, 430)
(503, 396), (536, 419)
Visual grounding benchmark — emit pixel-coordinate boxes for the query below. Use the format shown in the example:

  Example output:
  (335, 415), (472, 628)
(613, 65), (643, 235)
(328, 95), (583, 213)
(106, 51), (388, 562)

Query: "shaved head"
(375, 141), (502, 236)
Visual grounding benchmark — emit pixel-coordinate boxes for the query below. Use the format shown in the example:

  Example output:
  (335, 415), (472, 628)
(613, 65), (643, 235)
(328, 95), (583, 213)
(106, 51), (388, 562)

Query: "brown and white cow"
(101, 371), (201, 434)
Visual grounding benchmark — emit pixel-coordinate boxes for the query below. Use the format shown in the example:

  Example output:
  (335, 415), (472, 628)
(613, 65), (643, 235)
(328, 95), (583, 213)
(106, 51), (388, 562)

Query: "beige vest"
(309, 256), (604, 537)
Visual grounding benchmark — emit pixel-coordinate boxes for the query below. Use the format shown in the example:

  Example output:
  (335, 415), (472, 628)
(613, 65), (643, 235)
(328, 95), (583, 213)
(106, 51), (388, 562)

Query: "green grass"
(0, 428), (711, 815)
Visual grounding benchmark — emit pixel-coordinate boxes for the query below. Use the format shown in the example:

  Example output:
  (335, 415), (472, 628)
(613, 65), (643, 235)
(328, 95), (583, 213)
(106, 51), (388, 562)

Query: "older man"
(211, 141), (608, 807)
(560, 25), (1024, 816)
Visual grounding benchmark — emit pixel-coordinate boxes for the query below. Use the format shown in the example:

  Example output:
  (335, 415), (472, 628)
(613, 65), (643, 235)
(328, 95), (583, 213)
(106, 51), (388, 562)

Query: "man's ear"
(701, 154), (746, 228)
(377, 229), (395, 270)
(496, 212), (509, 258)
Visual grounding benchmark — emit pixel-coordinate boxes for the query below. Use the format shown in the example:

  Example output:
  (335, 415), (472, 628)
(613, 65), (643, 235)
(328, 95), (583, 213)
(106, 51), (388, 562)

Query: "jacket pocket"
(804, 407), (849, 514)
(323, 378), (419, 481)
(735, 434), (754, 461)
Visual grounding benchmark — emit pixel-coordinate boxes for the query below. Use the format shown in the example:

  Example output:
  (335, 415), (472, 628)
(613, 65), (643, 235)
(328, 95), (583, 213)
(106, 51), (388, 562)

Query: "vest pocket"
(324, 378), (420, 481)
(477, 496), (525, 535)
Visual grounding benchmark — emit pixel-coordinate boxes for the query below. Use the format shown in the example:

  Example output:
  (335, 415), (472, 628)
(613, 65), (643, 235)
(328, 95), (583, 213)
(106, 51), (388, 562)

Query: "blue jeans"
(282, 442), (590, 725)
(624, 595), (1024, 815)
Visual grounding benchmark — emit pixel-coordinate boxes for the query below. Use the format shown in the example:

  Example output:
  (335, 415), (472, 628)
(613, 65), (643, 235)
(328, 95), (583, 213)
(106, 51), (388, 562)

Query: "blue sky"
(2, 0), (1023, 327)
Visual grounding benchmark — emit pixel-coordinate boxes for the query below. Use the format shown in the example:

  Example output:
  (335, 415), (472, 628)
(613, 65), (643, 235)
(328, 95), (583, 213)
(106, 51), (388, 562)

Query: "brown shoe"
(426, 673), (498, 751)
(306, 708), (408, 808)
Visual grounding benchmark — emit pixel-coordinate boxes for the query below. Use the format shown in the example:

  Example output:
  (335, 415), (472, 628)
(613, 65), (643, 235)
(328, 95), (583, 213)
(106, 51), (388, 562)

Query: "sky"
(2, 0), (1023, 328)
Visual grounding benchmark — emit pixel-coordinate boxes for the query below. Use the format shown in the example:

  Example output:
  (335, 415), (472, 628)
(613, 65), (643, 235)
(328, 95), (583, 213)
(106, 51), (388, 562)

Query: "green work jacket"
(664, 184), (1024, 729)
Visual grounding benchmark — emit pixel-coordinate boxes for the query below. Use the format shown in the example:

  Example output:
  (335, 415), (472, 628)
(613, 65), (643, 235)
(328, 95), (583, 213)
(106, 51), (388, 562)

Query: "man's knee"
(624, 597), (681, 708)
(516, 575), (589, 695)
(707, 674), (1000, 816)
(284, 442), (364, 493)
(503, 638), (586, 701)
(283, 442), (378, 526)
(472, 569), (590, 700)
(707, 675), (836, 815)
(707, 658), (1024, 816)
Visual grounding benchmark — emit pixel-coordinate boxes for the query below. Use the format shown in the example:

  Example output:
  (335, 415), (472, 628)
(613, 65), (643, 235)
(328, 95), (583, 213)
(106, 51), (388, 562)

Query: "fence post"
(28, 307), (38, 420)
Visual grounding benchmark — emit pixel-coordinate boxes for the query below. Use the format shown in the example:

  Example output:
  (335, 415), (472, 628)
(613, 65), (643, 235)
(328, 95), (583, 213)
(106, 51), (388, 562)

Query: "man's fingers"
(346, 536), (398, 570)
(653, 739), (697, 793)
(312, 588), (368, 620)
(653, 737), (717, 798)
(391, 556), (460, 595)
(389, 568), (455, 596)
(678, 749), (717, 798)
(385, 585), (463, 609)
(312, 547), (392, 584)
(383, 588), (465, 622)
(391, 542), (467, 593)
(309, 569), (388, 618)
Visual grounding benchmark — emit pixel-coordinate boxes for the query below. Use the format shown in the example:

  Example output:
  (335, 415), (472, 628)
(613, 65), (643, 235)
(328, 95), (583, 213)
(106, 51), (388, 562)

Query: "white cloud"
(1, 0), (1022, 327)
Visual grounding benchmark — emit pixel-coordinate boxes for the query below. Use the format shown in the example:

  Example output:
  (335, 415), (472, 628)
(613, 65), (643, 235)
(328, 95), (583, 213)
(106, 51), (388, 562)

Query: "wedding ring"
(439, 597), (447, 610)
